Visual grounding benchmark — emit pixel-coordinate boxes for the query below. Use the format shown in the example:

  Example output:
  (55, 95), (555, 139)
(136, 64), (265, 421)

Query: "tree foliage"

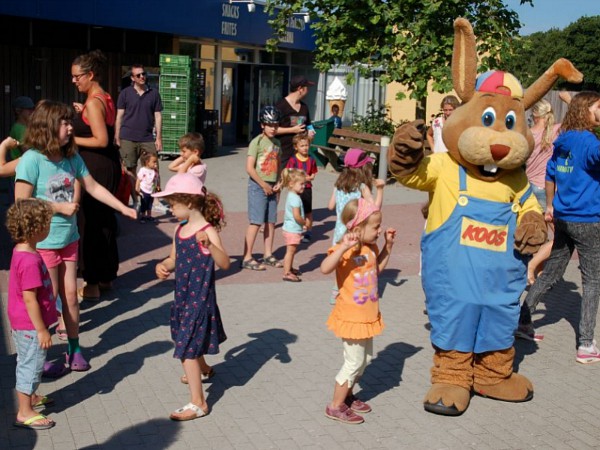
(265, 0), (532, 102)
(505, 16), (600, 91)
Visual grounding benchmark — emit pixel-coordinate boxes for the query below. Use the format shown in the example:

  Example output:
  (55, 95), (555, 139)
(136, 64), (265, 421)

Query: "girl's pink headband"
(346, 198), (380, 230)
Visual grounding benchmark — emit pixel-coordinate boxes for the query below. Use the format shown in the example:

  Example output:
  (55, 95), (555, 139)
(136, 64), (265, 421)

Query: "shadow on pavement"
(206, 328), (297, 406)
(45, 340), (172, 414)
(360, 342), (422, 402)
(79, 418), (181, 449)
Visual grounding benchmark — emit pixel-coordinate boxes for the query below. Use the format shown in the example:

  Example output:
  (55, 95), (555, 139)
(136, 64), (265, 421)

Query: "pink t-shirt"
(188, 162), (207, 184)
(8, 249), (57, 330)
(526, 124), (560, 188)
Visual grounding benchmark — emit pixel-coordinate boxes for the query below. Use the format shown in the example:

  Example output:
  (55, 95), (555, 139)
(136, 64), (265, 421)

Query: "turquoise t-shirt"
(15, 149), (89, 249)
(283, 191), (304, 233)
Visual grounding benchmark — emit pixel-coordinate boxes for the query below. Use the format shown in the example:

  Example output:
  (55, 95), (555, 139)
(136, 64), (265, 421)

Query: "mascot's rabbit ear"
(452, 18), (477, 103)
(523, 59), (584, 109)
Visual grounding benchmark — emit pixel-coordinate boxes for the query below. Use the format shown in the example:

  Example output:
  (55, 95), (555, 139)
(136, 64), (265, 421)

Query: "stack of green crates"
(159, 54), (193, 156)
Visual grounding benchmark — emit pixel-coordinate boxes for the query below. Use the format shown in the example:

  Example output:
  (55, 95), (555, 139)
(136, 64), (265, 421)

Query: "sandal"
(170, 402), (208, 421)
(77, 287), (100, 302)
(291, 268), (302, 276)
(14, 414), (56, 430)
(262, 255), (283, 268)
(55, 328), (68, 341)
(32, 395), (55, 408)
(66, 352), (91, 372)
(283, 272), (301, 282)
(240, 258), (266, 271)
(42, 361), (71, 379)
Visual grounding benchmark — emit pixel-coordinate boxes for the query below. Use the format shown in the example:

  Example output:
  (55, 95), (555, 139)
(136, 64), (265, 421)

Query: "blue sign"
(0, 0), (316, 51)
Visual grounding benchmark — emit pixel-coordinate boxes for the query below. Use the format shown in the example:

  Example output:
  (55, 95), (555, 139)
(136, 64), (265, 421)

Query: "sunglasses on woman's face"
(133, 72), (147, 79)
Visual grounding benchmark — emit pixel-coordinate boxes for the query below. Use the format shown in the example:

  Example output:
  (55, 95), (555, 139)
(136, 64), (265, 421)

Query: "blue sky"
(504, 0), (600, 35)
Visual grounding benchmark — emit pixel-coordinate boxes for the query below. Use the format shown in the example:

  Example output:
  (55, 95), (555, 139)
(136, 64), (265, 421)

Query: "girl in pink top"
(525, 99), (560, 210)
(6, 199), (57, 430)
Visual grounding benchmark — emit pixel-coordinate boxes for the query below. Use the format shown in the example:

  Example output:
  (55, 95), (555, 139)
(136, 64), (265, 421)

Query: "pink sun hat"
(152, 173), (205, 198)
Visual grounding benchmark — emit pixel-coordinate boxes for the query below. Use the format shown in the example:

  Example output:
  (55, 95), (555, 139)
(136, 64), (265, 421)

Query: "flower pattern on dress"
(170, 224), (227, 360)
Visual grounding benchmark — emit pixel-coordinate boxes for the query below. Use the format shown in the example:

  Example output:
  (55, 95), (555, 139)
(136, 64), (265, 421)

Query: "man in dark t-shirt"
(274, 75), (316, 168)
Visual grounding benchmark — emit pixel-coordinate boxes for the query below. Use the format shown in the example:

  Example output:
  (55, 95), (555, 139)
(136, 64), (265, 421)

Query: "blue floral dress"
(171, 223), (227, 360)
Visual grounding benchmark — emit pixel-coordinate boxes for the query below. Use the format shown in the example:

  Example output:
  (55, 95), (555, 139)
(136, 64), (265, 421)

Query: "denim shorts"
(247, 178), (277, 225)
(531, 184), (546, 211)
(12, 329), (47, 395)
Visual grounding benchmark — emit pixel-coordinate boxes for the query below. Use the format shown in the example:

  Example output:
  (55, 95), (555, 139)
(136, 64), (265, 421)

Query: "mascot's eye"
(481, 107), (496, 127)
(505, 111), (516, 130)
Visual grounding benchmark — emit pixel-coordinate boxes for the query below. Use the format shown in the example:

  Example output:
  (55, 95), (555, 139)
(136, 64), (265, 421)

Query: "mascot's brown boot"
(473, 347), (533, 402)
(424, 350), (474, 416)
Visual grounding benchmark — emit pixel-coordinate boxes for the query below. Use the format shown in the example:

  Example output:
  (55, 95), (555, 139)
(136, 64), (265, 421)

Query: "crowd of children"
(2, 99), (393, 427)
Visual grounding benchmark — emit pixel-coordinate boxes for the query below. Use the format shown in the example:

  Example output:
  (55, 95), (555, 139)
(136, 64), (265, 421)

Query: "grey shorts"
(247, 178), (277, 225)
(119, 140), (157, 169)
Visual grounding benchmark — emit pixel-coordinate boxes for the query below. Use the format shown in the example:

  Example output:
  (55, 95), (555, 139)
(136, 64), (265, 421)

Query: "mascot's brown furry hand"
(388, 119), (425, 177)
(389, 17), (582, 417)
(514, 211), (547, 254)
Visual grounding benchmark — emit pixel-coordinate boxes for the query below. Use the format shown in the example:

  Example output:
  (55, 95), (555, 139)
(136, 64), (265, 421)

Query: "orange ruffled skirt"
(326, 309), (385, 340)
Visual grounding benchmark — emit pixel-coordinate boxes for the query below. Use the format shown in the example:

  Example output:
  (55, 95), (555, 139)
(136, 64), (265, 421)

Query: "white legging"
(335, 338), (373, 387)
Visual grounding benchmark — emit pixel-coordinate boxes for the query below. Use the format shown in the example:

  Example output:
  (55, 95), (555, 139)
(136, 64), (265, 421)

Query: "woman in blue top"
(519, 91), (600, 364)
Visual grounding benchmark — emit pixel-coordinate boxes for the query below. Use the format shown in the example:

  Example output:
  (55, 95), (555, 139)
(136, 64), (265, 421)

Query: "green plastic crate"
(159, 54), (191, 67)
(162, 100), (189, 114)
(160, 65), (191, 76)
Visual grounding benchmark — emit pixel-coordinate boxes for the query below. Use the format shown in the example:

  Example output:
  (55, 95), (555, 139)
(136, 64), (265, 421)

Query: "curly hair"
(6, 198), (53, 243)
(72, 49), (107, 83)
(167, 192), (226, 231)
(23, 100), (77, 158)
(561, 91), (600, 132)
(279, 168), (306, 190)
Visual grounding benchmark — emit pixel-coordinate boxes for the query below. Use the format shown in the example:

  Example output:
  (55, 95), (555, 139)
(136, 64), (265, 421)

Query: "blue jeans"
(12, 329), (47, 395)
(520, 219), (600, 346)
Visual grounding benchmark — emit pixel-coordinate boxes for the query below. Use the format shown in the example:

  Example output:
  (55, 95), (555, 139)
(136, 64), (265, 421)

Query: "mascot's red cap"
(475, 70), (524, 98)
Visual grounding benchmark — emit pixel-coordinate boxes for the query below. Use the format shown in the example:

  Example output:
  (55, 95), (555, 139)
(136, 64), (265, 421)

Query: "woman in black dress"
(71, 50), (122, 300)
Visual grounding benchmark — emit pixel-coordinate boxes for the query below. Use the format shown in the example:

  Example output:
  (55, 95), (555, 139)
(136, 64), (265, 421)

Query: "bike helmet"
(259, 106), (281, 124)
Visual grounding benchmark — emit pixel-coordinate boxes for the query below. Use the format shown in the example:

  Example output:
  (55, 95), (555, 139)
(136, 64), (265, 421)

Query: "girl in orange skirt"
(320, 198), (396, 424)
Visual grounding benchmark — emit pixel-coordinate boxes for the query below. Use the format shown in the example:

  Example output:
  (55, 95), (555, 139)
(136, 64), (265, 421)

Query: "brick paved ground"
(1, 147), (599, 449)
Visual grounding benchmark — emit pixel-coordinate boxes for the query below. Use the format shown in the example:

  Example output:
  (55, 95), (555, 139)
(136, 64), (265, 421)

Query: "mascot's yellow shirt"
(400, 153), (542, 233)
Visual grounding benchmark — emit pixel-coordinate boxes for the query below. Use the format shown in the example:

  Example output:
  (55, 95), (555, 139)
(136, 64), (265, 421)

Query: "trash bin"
(309, 118), (335, 167)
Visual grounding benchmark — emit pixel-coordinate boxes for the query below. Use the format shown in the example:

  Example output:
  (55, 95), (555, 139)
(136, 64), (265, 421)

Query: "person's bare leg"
(243, 224), (261, 262)
(170, 358), (208, 419)
(283, 244), (297, 275)
(16, 391), (53, 426)
(263, 222), (276, 259)
(61, 261), (80, 338)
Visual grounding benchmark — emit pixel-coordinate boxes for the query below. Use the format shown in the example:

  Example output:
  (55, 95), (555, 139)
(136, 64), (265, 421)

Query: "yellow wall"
(386, 81), (459, 126)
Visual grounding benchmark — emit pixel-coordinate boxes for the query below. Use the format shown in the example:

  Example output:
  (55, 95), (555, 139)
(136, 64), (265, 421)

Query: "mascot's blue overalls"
(422, 165), (531, 353)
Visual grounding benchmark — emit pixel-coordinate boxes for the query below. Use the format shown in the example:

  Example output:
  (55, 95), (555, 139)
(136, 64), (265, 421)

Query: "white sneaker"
(576, 340), (600, 364)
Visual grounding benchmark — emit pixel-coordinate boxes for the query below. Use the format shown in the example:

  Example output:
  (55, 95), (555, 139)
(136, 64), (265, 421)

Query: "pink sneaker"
(345, 394), (372, 413)
(576, 341), (600, 364)
(325, 404), (364, 424)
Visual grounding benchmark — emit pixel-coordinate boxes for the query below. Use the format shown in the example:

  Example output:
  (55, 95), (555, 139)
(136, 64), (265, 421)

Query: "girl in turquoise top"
(15, 100), (136, 374)
(280, 168), (306, 282)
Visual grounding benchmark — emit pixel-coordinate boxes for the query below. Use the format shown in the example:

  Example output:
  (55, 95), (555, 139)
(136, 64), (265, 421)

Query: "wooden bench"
(313, 128), (385, 171)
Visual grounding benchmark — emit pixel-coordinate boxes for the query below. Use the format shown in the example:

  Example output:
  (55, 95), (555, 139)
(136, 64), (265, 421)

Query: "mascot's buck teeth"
(484, 164), (498, 174)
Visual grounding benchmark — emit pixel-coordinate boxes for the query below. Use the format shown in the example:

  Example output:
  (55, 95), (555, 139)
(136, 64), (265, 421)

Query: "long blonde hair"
(531, 99), (556, 151)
